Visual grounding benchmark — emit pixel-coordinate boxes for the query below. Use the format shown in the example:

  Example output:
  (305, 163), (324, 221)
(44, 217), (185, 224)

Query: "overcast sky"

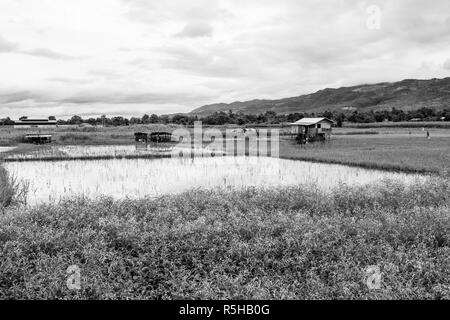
(0, 0), (449, 119)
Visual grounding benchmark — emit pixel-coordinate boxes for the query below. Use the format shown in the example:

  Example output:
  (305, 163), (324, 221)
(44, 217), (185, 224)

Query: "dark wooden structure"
(134, 132), (149, 142)
(134, 131), (173, 143)
(149, 132), (172, 143)
(23, 134), (52, 144)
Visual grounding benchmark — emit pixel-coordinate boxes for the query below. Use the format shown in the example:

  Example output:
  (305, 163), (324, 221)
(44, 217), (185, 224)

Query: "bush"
(0, 179), (449, 299)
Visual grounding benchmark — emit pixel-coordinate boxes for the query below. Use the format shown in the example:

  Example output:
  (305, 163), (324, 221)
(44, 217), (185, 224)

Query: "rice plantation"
(4, 154), (425, 205)
(0, 134), (449, 300)
(2, 0), (450, 304)
(3, 144), (222, 161)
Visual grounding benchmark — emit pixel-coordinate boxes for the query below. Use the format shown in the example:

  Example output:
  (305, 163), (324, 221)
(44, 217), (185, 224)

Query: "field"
(279, 128), (450, 174)
(344, 121), (450, 129)
(2, 125), (450, 175)
(0, 123), (449, 300)
(0, 178), (449, 299)
(0, 124), (178, 147)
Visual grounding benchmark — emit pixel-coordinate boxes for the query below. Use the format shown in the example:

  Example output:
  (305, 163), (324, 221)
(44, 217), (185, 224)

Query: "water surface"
(5, 156), (423, 205)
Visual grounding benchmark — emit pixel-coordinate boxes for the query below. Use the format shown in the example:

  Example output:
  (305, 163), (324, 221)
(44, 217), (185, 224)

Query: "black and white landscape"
(0, 0), (449, 302)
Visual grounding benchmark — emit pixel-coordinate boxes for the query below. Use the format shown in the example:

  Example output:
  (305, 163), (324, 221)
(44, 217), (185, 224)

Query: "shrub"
(0, 180), (448, 299)
(0, 165), (28, 212)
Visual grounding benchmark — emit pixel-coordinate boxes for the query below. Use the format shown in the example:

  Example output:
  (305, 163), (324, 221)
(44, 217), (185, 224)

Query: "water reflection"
(5, 156), (424, 205)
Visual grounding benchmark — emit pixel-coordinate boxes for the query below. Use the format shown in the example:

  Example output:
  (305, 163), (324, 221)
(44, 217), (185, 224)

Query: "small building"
(23, 134), (52, 144)
(289, 117), (334, 143)
(134, 132), (149, 142)
(14, 116), (57, 128)
(134, 132), (173, 143)
(149, 132), (172, 143)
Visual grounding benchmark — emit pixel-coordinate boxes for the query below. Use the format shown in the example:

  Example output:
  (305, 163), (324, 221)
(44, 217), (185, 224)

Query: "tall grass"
(58, 133), (93, 143)
(0, 165), (28, 212)
(344, 121), (450, 129)
(0, 178), (448, 299)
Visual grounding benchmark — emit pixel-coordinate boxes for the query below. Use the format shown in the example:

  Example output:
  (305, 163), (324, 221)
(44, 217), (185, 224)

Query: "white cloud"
(0, 0), (449, 119)
(444, 59), (450, 70)
(175, 22), (213, 38)
(0, 35), (18, 52)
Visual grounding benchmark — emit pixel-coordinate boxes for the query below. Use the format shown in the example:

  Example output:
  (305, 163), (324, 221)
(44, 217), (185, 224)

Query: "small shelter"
(289, 117), (334, 144)
(134, 132), (172, 143)
(23, 134), (52, 144)
(149, 132), (172, 143)
(134, 132), (149, 143)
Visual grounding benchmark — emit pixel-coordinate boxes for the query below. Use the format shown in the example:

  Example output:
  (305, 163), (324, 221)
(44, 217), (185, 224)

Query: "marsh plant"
(0, 178), (448, 299)
(0, 165), (29, 212)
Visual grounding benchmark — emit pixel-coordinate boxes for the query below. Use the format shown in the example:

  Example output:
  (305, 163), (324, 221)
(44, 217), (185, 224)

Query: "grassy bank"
(0, 178), (449, 299)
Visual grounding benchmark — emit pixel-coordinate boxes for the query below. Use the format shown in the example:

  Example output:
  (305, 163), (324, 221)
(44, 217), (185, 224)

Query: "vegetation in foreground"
(0, 178), (449, 299)
(0, 165), (28, 212)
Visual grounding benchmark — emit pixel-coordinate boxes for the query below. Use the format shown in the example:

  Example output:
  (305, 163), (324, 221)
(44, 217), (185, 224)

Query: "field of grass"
(2, 125), (450, 177)
(0, 178), (448, 299)
(0, 124), (178, 147)
(279, 129), (450, 175)
(2, 124), (450, 174)
(344, 121), (450, 129)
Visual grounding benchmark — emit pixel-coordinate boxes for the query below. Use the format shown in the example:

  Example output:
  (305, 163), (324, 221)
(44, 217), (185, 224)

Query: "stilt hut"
(289, 118), (334, 144)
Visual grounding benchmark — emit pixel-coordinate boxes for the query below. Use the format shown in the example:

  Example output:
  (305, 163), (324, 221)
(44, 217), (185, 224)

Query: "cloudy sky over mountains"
(0, 0), (449, 119)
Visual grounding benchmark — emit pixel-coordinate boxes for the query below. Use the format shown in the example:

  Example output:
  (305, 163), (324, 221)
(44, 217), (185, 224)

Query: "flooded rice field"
(4, 155), (424, 205)
(0, 146), (16, 153)
(4, 144), (223, 160)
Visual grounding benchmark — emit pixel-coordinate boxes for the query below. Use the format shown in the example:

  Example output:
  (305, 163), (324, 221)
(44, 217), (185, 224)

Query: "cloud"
(0, 88), (210, 106)
(0, 34), (80, 60)
(1, 0), (450, 119)
(47, 77), (92, 85)
(0, 91), (43, 104)
(0, 35), (18, 52)
(444, 59), (450, 70)
(23, 48), (80, 60)
(174, 22), (213, 38)
(59, 91), (209, 105)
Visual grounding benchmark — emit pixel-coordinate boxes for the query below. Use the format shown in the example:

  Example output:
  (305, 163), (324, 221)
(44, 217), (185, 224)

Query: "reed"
(0, 164), (28, 212)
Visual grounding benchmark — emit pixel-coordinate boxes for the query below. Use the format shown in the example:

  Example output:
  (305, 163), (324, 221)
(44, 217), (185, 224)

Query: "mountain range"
(189, 77), (450, 116)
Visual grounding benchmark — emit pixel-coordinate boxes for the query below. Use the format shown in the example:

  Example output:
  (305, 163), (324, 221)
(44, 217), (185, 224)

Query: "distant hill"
(190, 77), (450, 116)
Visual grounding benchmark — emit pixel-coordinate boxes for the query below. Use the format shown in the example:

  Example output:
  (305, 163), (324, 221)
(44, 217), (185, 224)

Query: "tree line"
(1, 107), (450, 127)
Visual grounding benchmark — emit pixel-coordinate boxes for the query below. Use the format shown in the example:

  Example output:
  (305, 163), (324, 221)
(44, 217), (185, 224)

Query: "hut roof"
(289, 117), (334, 126)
